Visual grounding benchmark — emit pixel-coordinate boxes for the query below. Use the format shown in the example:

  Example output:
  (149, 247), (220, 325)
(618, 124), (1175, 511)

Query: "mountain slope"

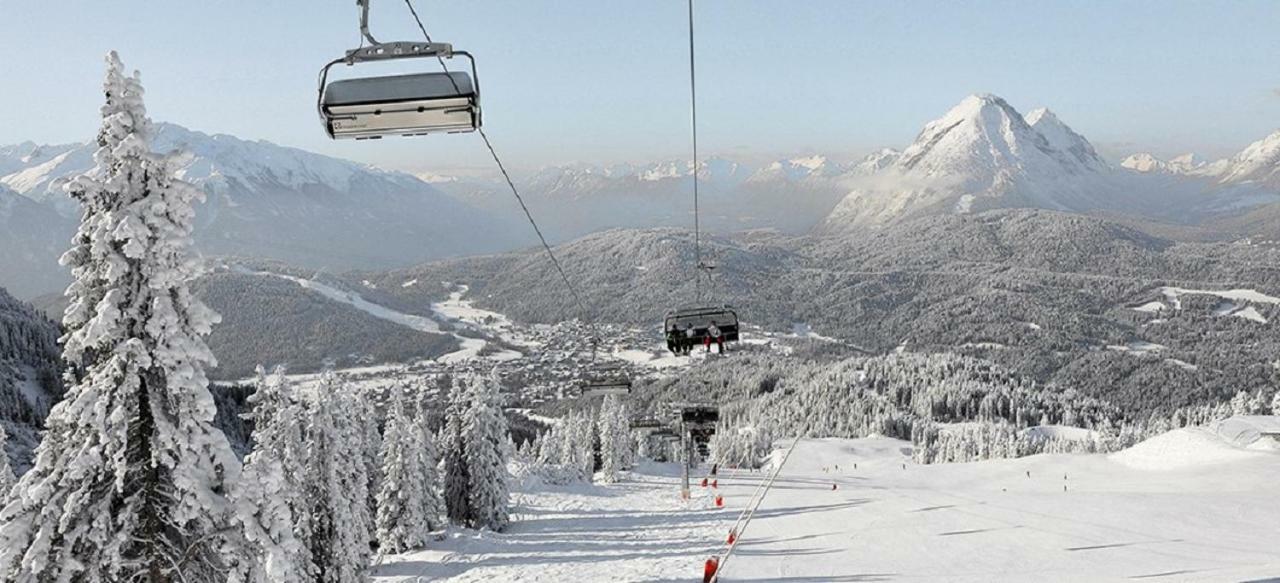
(0, 123), (522, 298)
(822, 95), (1122, 230)
(363, 209), (1280, 415)
(0, 185), (74, 299)
(0, 286), (63, 472)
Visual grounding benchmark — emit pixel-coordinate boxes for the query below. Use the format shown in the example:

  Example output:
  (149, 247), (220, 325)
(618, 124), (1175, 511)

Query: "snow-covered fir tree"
(375, 387), (429, 553)
(595, 395), (631, 483)
(413, 399), (446, 532)
(441, 380), (472, 525)
(0, 52), (242, 582)
(570, 410), (597, 479)
(0, 425), (14, 502)
(305, 372), (373, 582)
(462, 376), (511, 531)
(536, 420), (564, 466)
(355, 387), (383, 541)
(229, 367), (310, 582)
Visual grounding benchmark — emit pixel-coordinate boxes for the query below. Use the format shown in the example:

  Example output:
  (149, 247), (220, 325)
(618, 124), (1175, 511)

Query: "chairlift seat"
(321, 71), (479, 139)
(664, 306), (740, 351)
(681, 405), (720, 426)
(581, 377), (632, 398)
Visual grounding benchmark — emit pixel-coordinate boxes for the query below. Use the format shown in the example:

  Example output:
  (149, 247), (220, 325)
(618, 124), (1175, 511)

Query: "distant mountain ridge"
(819, 94), (1280, 232)
(1123, 129), (1280, 191)
(0, 123), (522, 298)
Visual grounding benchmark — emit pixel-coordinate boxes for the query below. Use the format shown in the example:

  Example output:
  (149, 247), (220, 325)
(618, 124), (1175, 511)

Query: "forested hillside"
(362, 209), (1280, 417)
(0, 287), (62, 471)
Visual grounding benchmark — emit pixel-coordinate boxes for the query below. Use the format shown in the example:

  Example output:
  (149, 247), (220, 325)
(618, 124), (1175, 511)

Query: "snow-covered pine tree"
(305, 372), (372, 582)
(569, 411), (596, 480)
(613, 397), (634, 470)
(229, 367), (310, 582)
(0, 51), (242, 582)
(413, 399), (446, 532)
(1272, 390), (1280, 416)
(0, 425), (14, 502)
(596, 395), (627, 483)
(537, 421), (563, 466)
(375, 387), (429, 554)
(441, 379), (472, 525)
(355, 386), (383, 539)
(462, 375), (511, 531)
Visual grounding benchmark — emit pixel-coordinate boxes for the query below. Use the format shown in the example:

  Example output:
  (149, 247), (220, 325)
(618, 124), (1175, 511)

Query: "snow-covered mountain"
(821, 94), (1124, 231)
(435, 154), (850, 238)
(1122, 130), (1280, 190)
(0, 185), (74, 299)
(0, 123), (520, 298)
(1120, 152), (1216, 175)
(1024, 107), (1109, 172)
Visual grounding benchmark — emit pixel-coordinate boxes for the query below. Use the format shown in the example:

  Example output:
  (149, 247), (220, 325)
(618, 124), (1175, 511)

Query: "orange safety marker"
(701, 477), (708, 488)
(727, 529), (737, 545)
(714, 494), (724, 507)
(703, 557), (720, 583)
(711, 479), (718, 489)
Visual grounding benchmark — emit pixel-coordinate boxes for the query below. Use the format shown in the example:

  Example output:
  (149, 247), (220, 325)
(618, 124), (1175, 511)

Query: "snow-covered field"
(376, 428), (1280, 582)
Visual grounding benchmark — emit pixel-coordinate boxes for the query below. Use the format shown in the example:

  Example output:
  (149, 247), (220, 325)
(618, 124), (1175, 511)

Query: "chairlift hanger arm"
(351, 0), (452, 63)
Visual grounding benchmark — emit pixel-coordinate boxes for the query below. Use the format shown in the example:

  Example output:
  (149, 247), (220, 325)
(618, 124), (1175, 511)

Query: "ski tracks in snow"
(373, 464), (730, 582)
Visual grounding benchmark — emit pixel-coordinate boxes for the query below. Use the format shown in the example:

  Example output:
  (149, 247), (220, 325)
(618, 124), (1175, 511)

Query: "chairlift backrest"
(664, 306), (740, 342)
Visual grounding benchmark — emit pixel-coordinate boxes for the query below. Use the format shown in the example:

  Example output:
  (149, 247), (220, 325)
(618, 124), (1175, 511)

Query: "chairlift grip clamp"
(344, 41), (455, 65)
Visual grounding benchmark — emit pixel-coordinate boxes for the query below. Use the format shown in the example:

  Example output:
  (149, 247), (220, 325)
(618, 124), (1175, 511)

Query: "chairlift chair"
(579, 363), (632, 398)
(630, 417), (664, 430)
(580, 378), (632, 398)
(664, 305), (740, 352)
(318, 0), (480, 139)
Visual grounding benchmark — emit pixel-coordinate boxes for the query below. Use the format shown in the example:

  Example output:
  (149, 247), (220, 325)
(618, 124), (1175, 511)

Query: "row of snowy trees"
(687, 351), (1280, 467)
(234, 367), (515, 582)
(0, 52), (514, 581)
(525, 394), (635, 484)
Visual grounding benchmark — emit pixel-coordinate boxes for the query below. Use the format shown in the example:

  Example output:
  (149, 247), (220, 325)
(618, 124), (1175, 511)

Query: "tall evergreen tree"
(305, 373), (372, 583)
(462, 376), (510, 532)
(0, 425), (14, 502)
(354, 387), (382, 540)
(596, 395), (627, 483)
(441, 380), (472, 526)
(0, 52), (242, 582)
(375, 387), (429, 553)
(413, 400), (446, 532)
(229, 367), (310, 582)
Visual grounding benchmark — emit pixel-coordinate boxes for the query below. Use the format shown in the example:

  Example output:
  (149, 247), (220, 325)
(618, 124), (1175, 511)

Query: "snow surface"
(374, 433), (1280, 582)
(1156, 286), (1277, 323)
(1110, 427), (1265, 470)
(238, 270), (526, 363)
(1161, 286), (1280, 307)
(1105, 341), (1165, 355)
(1131, 300), (1166, 313)
(239, 268), (442, 334)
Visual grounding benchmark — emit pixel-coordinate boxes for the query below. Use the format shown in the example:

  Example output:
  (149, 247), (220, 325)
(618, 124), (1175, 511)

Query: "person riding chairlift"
(705, 321), (724, 354)
(683, 323), (698, 355)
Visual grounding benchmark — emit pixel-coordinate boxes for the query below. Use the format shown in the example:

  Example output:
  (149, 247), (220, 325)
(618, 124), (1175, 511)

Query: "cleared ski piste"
(374, 428), (1280, 582)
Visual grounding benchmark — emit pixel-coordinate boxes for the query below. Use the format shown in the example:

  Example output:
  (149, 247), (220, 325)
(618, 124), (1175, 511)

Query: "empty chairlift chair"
(580, 364), (632, 398)
(318, 1), (480, 139)
(663, 305), (740, 352)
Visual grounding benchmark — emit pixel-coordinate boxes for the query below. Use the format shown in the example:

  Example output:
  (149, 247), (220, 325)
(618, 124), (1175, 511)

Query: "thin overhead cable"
(401, 0), (592, 329)
(687, 0), (703, 302)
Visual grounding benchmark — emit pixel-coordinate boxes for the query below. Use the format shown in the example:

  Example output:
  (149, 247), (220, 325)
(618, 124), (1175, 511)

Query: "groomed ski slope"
(375, 430), (1280, 582)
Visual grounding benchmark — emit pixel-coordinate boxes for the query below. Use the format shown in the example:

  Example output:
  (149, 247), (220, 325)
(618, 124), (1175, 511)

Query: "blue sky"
(2, 1), (1277, 173)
